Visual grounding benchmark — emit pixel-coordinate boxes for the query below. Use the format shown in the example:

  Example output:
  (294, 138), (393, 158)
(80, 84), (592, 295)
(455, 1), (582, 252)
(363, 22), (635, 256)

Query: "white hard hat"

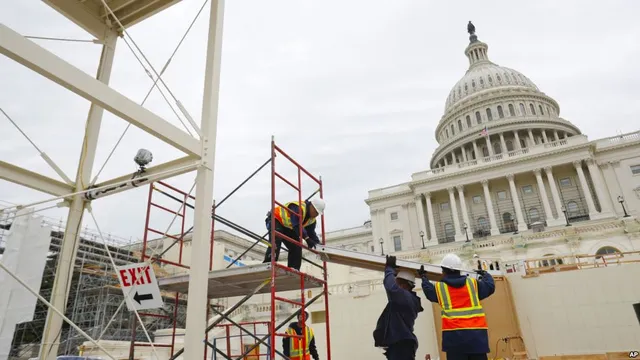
(440, 253), (463, 270)
(310, 198), (326, 215)
(396, 270), (415, 284)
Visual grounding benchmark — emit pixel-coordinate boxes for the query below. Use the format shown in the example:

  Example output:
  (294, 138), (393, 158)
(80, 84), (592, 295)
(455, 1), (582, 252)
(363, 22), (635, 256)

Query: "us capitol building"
(324, 24), (640, 272)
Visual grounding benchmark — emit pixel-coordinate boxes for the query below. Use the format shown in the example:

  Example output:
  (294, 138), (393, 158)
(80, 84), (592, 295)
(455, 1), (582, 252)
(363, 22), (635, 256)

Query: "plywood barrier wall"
(431, 276), (524, 359)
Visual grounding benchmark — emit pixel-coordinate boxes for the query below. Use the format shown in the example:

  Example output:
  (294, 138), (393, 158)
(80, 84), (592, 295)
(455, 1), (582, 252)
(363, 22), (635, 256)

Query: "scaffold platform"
(158, 263), (324, 298)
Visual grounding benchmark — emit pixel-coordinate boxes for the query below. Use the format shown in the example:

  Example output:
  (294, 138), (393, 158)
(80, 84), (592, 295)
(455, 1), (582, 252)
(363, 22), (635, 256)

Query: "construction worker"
(283, 311), (320, 360)
(374, 255), (424, 360)
(418, 253), (495, 360)
(262, 198), (325, 270)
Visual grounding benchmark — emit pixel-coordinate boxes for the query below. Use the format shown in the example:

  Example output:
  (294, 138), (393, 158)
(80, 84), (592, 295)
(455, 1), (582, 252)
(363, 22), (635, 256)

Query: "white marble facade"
(325, 28), (640, 265)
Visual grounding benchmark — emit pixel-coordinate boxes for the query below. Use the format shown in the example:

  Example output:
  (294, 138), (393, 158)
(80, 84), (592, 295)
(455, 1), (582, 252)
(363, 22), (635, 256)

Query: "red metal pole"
(319, 178), (332, 360)
(269, 137), (277, 359)
(141, 183), (154, 262)
(226, 326), (231, 358)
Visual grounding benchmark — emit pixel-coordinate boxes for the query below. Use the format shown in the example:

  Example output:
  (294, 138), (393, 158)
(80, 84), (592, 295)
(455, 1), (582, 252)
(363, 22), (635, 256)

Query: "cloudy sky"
(1, 0), (639, 245)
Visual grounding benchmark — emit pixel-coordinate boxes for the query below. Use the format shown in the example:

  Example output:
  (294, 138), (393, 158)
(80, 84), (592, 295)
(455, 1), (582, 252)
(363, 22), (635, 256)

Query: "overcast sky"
(1, 1), (639, 245)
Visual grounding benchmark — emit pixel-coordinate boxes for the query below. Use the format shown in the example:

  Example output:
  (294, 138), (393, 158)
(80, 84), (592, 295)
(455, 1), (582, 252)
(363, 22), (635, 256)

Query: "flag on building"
(479, 126), (488, 137)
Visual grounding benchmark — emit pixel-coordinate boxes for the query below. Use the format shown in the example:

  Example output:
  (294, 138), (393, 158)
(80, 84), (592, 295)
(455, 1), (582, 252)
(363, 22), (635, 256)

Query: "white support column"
(544, 166), (565, 219)
(514, 131), (522, 149)
(461, 146), (468, 162)
(414, 194), (428, 238)
(533, 168), (558, 225)
(573, 160), (598, 218)
(507, 173), (528, 232)
(425, 192), (438, 242)
(586, 159), (615, 218)
(183, 1), (224, 359)
(472, 140), (479, 160)
(528, 129), (535, 146)
(481, 179), (500, 235)
(39, 30), (118, 360)
(553, 130), (559, 142)
(486, 136), (494, 156)
(457, 185), (471, 240)
(447, 187), (463, 241)
(541, 130), (549, 143)
(499, 133), (507, 153)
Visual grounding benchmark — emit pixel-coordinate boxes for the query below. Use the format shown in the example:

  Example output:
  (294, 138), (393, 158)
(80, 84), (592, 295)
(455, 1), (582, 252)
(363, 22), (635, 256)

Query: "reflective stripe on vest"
(287, 326), (313, 360)
(274, 201), (316, 230)
(435, 277), (488, 331)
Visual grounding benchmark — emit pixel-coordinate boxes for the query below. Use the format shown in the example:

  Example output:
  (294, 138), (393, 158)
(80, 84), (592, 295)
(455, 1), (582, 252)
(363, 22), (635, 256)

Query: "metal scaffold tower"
(142, 138), (333, 360)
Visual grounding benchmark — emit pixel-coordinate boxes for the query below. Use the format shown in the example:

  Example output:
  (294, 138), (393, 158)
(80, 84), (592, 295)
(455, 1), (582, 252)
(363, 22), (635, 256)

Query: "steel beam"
(38, 29), (118, 360)
(0, 160), (73, 197)
(0, 24), (200, 156)
(42, 0), (110, 41)
(86, 155), (199, 200)
(183, 1), (224, 358)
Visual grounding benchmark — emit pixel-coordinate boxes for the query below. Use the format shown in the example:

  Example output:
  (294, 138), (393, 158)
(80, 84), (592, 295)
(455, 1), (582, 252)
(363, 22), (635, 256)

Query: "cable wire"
(90, 0), (209, 186)
(98, 0), (200, 136)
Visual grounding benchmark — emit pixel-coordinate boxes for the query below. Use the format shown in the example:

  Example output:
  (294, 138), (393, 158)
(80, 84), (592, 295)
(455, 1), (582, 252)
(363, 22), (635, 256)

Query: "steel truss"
(137, 139), (332, 360)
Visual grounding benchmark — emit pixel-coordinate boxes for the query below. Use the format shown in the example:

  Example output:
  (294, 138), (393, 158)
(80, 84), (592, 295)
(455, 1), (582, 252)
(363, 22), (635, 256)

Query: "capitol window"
(466, 115), (472, 128)
(390, 212), (398, 221)
(519, 103), (526, 116)
(488, 74), (493, 83)
(497, 105), (504, 118)
(458, 119), (463, 132)
(539, 105), (544, 115)
(530, 103), (536, 115)
(441, 202), (450, 211)
(522, 185), (534, 195)
(475, 111), (482, 124)
(630, 164), (640, 175)
(497, 191), (507, 200)
(486, 108), (493, 121)
(393, 236), (402, 251)
(529, 208), (540, 222)
(473, 195), (482, 204)
(559, 178), (572, 187)
(508, 104), (516, 117)
(451, 124), (455, 135)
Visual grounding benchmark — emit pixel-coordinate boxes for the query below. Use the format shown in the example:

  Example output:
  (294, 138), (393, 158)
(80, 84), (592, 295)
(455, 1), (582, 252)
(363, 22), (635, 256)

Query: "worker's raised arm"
(383, 265), (401, 294)
(418, 266), (438, 303)
(476, 271), (495, 300)
(304, 221), (320, 245)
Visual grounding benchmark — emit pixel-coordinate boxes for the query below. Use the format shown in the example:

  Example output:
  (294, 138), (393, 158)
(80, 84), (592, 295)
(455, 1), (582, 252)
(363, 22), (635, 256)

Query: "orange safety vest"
(274, 201), (316, 230)
(286, 325), (314, 360)
(435, 277), (488, 331)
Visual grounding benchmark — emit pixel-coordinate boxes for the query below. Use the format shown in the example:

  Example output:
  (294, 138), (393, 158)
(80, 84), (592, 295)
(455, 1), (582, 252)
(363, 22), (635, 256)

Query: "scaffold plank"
(316, 245), (447, 281)
(158, 263), (323, 299)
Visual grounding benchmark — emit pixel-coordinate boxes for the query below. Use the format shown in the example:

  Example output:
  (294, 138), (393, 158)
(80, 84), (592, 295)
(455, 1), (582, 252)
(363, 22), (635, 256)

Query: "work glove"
(385, 255), (398, 268)
(417, 265), (427, 278)
(476, 269), (487, 278)
(306, 239), (318, 249)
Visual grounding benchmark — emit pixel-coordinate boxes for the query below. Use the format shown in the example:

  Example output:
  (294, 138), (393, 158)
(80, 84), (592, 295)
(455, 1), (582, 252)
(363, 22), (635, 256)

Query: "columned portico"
(425, 192), (438, 242)
(481, 179), (500, 235)
(585, 158), (615, 219)
(544, 166), (565, 220)
(456, 185), (471, 233)
(414, 194), (428, 237)
(507, 173), (529, 232)
(533, 168), (561, 226)
(447, 187), (464, 241)
(573, 160), (598, 218)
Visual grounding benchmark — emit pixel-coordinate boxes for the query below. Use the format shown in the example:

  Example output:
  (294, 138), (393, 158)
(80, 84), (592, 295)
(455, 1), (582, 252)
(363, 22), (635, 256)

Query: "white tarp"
(0, 208), (52, 360)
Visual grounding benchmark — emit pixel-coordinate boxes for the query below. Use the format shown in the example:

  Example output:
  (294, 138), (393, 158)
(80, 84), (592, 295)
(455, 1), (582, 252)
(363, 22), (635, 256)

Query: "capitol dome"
(444, 64), (539, 112)
(430, 24), (582, 169)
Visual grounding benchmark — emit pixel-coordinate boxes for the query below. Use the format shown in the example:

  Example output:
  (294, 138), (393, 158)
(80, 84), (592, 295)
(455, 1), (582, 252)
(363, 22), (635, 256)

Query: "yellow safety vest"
(286, 325), (314, 360)
(435, 277), (488, 331)
(274, 201), (316, 230)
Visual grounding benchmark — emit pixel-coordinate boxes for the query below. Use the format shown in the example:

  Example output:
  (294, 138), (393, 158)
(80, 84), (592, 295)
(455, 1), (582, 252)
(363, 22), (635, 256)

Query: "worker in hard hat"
(283, 310), (320, 360)
(418, 253), (495, 360)
(373, 255), (424, 360)
(262, 198), (325, 271)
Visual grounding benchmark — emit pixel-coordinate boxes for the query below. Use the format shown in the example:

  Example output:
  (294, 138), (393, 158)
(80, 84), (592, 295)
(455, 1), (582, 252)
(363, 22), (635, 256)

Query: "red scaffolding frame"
(132, 138), (332, 360)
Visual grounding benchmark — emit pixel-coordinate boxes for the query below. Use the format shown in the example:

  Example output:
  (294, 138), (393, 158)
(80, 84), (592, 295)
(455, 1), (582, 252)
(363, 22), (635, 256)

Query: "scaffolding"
(132, 139), (333, 360)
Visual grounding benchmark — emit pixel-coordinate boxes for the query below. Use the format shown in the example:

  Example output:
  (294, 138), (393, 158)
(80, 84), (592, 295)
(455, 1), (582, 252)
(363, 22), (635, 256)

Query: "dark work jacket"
(422, 272), (495, 354)
(374, 266), (424, 347)
(282, 322), (319, 360)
